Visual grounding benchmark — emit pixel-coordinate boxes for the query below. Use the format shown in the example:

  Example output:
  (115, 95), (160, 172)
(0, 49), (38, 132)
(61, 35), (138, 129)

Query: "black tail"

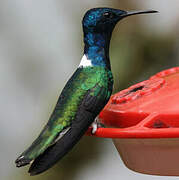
(29, 109), (95, 176)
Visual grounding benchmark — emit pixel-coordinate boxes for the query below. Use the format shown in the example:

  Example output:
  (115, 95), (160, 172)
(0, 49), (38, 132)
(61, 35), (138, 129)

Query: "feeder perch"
(88, 67), (179, 176)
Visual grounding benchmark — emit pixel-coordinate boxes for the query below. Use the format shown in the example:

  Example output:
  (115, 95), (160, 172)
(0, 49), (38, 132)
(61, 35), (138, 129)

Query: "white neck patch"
(79, 55), (92, 67)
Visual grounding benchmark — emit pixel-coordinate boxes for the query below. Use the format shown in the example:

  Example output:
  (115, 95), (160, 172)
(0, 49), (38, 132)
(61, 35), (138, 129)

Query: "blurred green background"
(0, 0), (179, 180)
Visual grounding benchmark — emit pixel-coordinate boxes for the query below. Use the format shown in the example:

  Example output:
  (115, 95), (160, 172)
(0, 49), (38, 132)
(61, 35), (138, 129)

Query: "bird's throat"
(83, 32), (112, 69)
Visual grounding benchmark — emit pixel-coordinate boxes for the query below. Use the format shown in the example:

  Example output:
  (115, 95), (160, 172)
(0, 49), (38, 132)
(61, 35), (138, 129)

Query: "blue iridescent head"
(82, 8), (157, 68)
(83, 8), (157, 35)
(83, 8), (125, 34)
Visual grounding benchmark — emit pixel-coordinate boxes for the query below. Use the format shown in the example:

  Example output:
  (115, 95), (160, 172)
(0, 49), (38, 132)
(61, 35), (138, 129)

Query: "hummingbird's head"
(83, 7), (158, 34)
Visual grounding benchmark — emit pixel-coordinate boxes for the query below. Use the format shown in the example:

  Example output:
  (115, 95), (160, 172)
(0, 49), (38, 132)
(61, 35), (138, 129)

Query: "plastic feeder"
(88, 67), (179, 176)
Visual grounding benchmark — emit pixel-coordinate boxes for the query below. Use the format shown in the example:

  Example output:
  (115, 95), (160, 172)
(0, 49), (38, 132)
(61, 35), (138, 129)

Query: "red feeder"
(89, 67), (179, 176)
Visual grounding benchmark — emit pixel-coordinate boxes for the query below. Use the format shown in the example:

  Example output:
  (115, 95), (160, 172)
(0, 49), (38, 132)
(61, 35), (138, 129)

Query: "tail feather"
(15, 156), (32, 167)
(15, 124), (61, 168)
(28, 109), (94, 176)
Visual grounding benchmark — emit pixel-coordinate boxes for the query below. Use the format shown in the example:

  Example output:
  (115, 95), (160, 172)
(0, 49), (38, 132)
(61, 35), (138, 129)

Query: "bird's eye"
(103, 12), (113, 18)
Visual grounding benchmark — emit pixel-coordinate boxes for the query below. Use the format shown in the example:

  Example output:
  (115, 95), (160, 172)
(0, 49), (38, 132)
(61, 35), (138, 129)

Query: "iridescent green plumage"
(18, 66), (113, 161)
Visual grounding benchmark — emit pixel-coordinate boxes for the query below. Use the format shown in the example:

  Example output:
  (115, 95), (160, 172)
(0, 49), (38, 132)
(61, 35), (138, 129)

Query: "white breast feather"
(79, 55), (92, 67)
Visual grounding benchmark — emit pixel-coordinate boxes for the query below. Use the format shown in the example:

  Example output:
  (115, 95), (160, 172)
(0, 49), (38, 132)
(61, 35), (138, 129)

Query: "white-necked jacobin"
(15, 7), (157, 175)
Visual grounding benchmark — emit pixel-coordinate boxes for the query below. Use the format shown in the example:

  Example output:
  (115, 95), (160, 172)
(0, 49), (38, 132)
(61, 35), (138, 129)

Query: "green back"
(21, 66), (113, 159)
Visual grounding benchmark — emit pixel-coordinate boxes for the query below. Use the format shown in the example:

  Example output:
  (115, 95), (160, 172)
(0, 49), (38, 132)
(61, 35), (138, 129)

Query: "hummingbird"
(15, 7), (157, 175)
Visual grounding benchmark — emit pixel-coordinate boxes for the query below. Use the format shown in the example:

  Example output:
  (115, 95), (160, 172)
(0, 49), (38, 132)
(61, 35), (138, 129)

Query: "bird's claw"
(91, 122), (98, 134)
(91, 117), (105, 134)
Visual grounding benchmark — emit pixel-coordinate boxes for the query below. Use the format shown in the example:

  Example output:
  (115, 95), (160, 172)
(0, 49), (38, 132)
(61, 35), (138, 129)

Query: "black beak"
(121, 10), (158, 18)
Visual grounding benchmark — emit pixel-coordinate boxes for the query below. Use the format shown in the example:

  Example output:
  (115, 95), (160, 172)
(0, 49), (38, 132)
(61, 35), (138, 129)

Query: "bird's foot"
(91, 117), (105, 134)
(91, 122), (98, 134)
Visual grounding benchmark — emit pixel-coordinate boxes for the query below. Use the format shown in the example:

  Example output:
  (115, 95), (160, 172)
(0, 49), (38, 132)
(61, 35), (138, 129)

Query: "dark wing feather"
(29, 86), (110, 175)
